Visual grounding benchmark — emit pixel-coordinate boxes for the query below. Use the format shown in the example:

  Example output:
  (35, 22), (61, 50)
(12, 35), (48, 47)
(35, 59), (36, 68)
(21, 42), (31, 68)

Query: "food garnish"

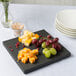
(11, 49), (14, 52)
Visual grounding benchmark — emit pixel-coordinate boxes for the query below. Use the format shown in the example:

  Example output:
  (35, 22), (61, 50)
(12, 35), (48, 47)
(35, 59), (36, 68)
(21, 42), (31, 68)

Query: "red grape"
(53, 38), (59, 43)
(48, 40), (53, 44)
(35, 45), (38, 48)
(39, 35), (42, 37)
(32, 39), (38, 44)
(35, 42), (40, 47)
(52, 43), (57, 49)
(47, 35), (51, 38)
(43, 39), (47, 42)
(46, 41), (50, 46)
(39, 39), (43, 44)
(56, 44), (61, 51)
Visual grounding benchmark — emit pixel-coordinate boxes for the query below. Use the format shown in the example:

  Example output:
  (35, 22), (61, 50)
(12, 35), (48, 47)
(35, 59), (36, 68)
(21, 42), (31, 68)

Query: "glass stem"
(3, 2), (9, 22)
(5, 7), (8, 22)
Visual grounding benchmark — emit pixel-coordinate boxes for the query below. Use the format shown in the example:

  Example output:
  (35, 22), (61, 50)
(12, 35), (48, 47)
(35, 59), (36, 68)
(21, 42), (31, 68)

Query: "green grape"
(42, 48), (48, 55)
(50, 48), (57, 55)
(45, 50), (51, 58)
(42, 42), (46, 48)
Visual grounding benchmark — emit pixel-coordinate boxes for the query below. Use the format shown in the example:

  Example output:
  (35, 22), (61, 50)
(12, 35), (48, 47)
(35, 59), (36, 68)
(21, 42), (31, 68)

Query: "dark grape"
(48, 40), (53, 44)
(56, 44), (61, 51)
(43, 39), (47, 42)
(39, 39), (43, 44)
(46, 41), (50, 46)
(35, 42), (40, 47)
(53, 38), (59, 43)
(39, 35), (42, 37)
(52, 43), (57, 49)
(32, 39), (38, 44)
(47, 35), (51, 38)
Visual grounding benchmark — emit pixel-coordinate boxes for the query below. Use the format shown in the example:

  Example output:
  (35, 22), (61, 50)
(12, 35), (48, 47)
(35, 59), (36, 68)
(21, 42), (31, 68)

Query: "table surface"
(0, 4), (76, 76)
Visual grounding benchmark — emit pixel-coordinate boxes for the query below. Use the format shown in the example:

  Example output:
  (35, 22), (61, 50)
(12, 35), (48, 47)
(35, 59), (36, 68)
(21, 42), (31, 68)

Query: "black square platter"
(3, 30), (71, 74)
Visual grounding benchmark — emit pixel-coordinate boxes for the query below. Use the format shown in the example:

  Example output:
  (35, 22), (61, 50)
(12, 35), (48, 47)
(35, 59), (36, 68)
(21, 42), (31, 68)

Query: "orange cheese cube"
(34, 34), (39, 39)
(32, 49), (39, 55)
(17, 53), (24, 60)
(21, 56), (28, 64)
(29, 57), (35, 64)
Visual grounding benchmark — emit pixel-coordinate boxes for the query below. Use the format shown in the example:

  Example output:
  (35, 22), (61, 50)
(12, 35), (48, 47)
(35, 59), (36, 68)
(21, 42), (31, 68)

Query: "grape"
(35, 42), (40, 47)
(48, 40), (53, 44)
(47, 35), (51, 38)
(35, 45), (38, 48)
(56, 44), (61, 51)
(53, 38), (59, 43)
(50, 48), (57, 55)
(39, 35), (42, 37)
(46, 41), (50, 46)
(32, 39), (38, 44)
(42, 42), (46, 48)
(45, 51), (51, 58)
(42, 48), (48, 54)
(43, 39), (46, 42)
(52, 43), (57, 49)
(39, 39), (43, 44)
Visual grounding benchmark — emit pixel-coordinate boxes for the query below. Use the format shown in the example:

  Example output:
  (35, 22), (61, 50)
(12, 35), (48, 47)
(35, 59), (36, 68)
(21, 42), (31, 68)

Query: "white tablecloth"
(0, 4), (76, 76)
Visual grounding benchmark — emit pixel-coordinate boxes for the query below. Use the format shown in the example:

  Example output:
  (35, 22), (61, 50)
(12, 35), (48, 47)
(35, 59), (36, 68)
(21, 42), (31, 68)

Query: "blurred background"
(12, 0), (76, 6)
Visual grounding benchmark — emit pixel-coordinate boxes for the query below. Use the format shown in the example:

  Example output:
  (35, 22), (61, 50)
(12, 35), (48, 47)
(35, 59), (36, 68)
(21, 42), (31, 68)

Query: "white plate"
(56, 18), (76, 32)
(56, 9), (76, 30)
(56, 27), (76, 38)
(56, 24), (76, 35)
(55, 21), (76, 34)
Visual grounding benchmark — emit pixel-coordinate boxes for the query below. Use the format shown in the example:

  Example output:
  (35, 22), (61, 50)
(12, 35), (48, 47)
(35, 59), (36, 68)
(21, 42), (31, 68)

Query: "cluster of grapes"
(32, 35), (44, 47)
(42, 48), (57, 58)
(32, 35), (61, 51)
